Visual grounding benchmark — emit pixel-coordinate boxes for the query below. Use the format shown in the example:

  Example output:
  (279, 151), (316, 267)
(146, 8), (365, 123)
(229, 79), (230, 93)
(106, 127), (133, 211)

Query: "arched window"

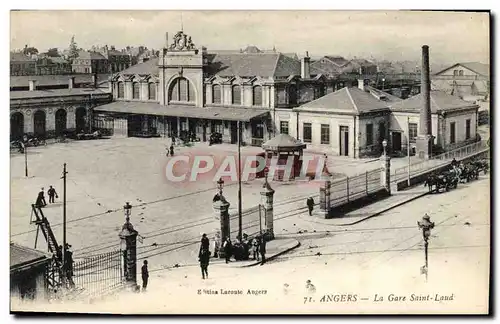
(117, 82), (124, 98)
(459, 70), (464, 76)
(212, 85), (222, 104)
(148, 83), (156, 100)
(132, 82), (140, 99)
(232, 85), (241, 105)
(252, 86), (262, 106)
(168, 77), (194, 103)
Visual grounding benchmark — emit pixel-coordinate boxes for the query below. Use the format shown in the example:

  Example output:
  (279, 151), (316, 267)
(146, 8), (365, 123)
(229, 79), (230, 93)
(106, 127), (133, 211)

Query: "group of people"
(35, 186), (58, 208)
(55, 243), (75, 288)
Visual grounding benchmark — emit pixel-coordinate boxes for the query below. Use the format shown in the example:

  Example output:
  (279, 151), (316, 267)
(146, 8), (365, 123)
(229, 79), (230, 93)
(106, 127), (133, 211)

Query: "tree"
(23, 45), (39, 56)
(68, 36), (79, 60)
(46, 48), (60, 57)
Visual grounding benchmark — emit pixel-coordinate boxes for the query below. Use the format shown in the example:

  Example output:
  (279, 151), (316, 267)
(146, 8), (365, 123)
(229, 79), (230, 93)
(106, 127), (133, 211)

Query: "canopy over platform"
(262, 134), (306, 152)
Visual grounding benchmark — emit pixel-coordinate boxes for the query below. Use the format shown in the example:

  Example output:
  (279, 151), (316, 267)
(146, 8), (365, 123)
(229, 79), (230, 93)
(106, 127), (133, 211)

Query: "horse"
(424, 173), (448, 193)
(472, 159), (489, 175)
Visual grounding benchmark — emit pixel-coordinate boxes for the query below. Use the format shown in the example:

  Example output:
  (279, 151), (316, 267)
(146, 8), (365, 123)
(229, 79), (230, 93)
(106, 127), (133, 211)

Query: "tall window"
(132, 82), (140, 99)
(289, 85), (298, 105)
(169, 77), (194, 103)
(280, 121), (289, 135)
(408, 123), (418, 142)
(378, 122), (386, 142)
(117, 82), (124, 98)
(453, 70), (458, 76)
(303, 123), (312, 143)
(148, 83), (156, 100)
(459, 70), (464, 76)
(253, 86), (262, 106)
(212, 85), (222, 104)
(321, 124), (330, 144)
(450, 122), (456, 144)
(366, 124), (374, 146)
(232, 85), (241, 105)
(465, 119), (471, 140)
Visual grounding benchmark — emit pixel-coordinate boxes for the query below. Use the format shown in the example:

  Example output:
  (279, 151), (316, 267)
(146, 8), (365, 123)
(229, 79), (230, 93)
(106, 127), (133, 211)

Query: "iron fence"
(392, 140), (489, 182)
(228, 205), (264, 239)
(328, 168), (383, 207)
(72, 249), (123, 299)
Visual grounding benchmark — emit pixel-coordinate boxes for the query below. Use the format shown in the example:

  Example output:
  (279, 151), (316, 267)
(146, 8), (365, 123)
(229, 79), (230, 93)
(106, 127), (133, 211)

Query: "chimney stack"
(92, 73), (97, 88)
(29, 80), (37, 91)
(415, 45), (433, 159)
(357, 79), (365, 91)
(68, 77), (75, 90)
(301, 51), (311, 79)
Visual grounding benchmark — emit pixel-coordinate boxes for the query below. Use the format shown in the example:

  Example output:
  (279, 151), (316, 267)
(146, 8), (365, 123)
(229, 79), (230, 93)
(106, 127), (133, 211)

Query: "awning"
(94, 101), (269, 122)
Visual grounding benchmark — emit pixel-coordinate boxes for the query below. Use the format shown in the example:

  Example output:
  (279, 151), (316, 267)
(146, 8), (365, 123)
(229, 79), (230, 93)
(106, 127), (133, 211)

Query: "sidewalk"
(298, 185), (429, 226)
(210, 237), (300, 268)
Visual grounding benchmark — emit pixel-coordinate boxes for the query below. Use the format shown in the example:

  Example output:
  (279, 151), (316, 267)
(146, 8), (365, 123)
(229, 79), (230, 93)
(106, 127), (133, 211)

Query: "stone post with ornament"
(213, 178), (230, 258)
(260, 168), (276, 241)
(380, 139), (392, 195)
(119, 202), (139, 290)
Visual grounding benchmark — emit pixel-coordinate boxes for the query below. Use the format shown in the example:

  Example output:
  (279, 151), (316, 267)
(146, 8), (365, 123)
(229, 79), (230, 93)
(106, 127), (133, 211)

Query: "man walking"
(306, 197), (315, 216)
(36, 188), (47, 208)
(199, 233), (209, 255)
(223, 238), (232, 264)
(169, 144), (175, 157)
(47, 185), (58, 204)
(141, 260), (149, 292)
(199, 248), (210, 279)
(252, 236), (260, 261)
(259, 237), (267, 266)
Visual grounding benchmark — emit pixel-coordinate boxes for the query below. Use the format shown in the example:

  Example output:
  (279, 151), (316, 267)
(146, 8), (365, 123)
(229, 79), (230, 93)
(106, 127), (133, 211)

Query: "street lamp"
(217, 177), (224, 196)
(382, 78), (386, 90)
(417, 213), (435, 282)
(123, 202), (132, 224)
(382, 139), (387, 157)
(22, 134), (28, 177)
(119, 201), (138, 288)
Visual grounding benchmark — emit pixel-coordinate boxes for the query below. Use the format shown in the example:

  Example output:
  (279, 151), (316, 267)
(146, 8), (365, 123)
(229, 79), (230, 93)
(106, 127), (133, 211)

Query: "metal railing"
(392, 140), (489, 182)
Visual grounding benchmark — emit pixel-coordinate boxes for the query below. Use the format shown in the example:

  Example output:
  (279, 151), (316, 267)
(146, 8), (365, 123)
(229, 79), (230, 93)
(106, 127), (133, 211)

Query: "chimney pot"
(92, 74), (97, 88)
(301, 54), (311, 79)
(68, 77), (75, 89)
(358, 79), (365, 91)
(29, 80), (37, 91)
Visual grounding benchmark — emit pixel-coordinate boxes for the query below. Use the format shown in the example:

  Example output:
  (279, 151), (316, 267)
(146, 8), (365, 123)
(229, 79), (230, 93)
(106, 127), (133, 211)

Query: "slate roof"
(389, 90), (479, 113)
(293, 87), (390, 115)
(324, 56), (350, 67)
(262, 134), (306, 150)
(10, 243), (50, 269)
(10, 74), (111, 88)
(10, 88), (108, 100)
(76, 51), (107, 60)
(115, 59), (159, 76)
(95, 101), (269, 121)
(206, 53), (301, 78)
(364, 85), (403, 103)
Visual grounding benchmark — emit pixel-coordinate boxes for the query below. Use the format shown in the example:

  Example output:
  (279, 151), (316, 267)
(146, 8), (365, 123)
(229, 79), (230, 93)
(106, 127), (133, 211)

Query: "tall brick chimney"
(28, 80), (37, 91)
(415, 45), (433, 159)
(301, 51), (311, 79)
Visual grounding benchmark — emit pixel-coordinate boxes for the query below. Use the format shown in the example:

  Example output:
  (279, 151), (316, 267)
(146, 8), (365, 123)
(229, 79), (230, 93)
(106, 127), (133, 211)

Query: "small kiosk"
(261, 134), (306, 181)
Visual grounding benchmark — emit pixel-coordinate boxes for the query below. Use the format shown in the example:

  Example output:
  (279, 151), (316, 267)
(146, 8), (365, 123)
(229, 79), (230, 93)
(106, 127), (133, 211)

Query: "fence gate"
(72, 249), (124, 299)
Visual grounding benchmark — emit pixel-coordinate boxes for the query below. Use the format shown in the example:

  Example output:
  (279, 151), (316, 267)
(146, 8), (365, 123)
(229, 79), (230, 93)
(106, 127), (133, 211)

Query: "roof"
(76, 51), (107, 60)
(10, 243), (50, 269)
(206, 53), (301, 78)
(364, 86), (403, 103)
(262, 134), (306, 151)
(47, 56), (70, 64)
(434, 62), (490, 77)
(294, 87), (390, 115)
(95, 101), (269, 121)
(10, 88), (108, 100)
(116, 59), (159, 76)
(10, 52), (35, 62)
(323, 56), (350, 67)
(389, 90), (479, 113)
(10, 74), (111, 88)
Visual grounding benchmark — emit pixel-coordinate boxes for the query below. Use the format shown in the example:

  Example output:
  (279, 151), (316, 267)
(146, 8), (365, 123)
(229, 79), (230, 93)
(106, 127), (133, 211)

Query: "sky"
(10, 10), (490, 64)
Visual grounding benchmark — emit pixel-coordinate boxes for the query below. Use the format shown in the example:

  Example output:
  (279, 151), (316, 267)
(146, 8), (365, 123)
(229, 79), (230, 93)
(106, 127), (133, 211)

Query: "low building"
(10, 243), (52, 301)
(99, 46), (131, 73)
(72, 51), (109, 74)
(10, 77), (112, 140)
(35, 56), (72, 75)
(10, 52), (36, 76)
(432, 62), (490, 102)
(389, 90), (479, 154)
(289, 80), (399, 158)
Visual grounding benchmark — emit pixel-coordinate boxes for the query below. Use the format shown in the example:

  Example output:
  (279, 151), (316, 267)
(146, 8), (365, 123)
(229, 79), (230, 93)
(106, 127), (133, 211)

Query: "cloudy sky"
(10, 10), (489, 64)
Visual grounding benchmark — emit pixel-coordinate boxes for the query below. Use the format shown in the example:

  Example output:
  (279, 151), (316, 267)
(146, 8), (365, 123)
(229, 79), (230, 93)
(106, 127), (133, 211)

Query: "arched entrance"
(10, 112), (24, 141)
(33, 110), (46, 138)
(55, 109), (67, 136)
(75, 108), (86, 132)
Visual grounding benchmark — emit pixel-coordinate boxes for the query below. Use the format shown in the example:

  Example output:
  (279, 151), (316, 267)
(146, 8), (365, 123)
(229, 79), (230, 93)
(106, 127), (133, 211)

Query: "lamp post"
(417, 213), (435, 282)
(119, 202), (138, 289)
(382, 78), (386, 90)
(213, 177), (230, 258)
(382, 139), (387, 157)
(22, 134), (28, 177)
(217, 177), (224, 197)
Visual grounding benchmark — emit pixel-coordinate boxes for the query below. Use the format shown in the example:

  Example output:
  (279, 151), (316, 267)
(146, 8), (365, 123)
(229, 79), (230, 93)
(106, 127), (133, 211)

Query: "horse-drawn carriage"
(76, 130), (102, 140)
(425, 158), (489, 193)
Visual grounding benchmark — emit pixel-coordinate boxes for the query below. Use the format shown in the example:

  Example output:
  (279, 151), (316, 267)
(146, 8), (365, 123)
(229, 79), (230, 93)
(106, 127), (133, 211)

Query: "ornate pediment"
(169, 31), (197, 52)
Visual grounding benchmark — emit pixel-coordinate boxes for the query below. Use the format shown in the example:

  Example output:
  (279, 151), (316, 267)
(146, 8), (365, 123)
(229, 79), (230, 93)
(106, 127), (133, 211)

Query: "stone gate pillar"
(119, 202), (138, 290)
(317, 180), (331, 219)
(260, 173), (275, 240)
(380, 154), (391, 195)
(213, 178), (230, 258)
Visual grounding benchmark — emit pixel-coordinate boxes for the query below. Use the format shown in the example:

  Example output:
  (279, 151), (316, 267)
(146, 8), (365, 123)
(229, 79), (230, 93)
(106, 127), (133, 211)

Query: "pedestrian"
(64, 244), (75, 288)
(283, 283), (290, 295)
(306, 197), (314, 216)
(47, 185), (58, 204)
(169, 144), (174, 157)
(36, 188), (47, 208)
(223, 238), (232, 264)
(165, 146), (170, 157)
(252, 236), (260, 261)
(56, 245), (63, 261)
(259, 237), (267, 266)
(199, 248), (210, 279)
(141, 260), (149, 291)
(306, 279), (316, 294)
(199, 233), (209, 255)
